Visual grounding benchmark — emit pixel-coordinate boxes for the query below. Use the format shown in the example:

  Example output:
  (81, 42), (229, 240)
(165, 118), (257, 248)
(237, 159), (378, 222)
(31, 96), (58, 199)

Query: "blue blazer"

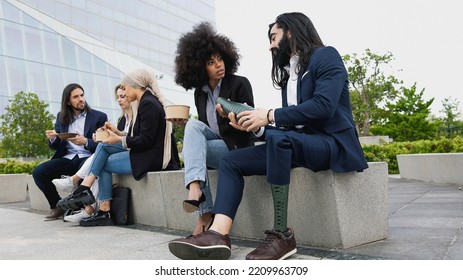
(274, 46), (368, 172)
(50, 109), (108, 159)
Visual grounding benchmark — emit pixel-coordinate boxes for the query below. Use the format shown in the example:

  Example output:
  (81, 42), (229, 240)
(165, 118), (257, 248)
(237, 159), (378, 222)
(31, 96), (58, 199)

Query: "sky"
(214, 0), (463, 117)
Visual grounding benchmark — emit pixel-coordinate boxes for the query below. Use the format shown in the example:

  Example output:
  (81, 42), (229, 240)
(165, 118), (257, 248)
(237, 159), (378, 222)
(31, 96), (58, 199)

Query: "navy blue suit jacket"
(274, 46), (368, 172)
(50, 109), (108, 159)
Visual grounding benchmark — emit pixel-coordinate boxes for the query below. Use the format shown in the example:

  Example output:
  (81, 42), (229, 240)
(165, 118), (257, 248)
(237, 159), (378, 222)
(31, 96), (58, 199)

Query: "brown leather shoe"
(246, 228), (297, 260)
(43, 207), (64, 221)
(168, 230), (231, 260)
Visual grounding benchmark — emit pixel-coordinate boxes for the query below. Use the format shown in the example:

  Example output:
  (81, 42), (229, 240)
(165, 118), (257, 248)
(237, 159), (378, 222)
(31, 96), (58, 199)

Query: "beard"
(71, 102), (85, 113)
(271, 34), (291, 68)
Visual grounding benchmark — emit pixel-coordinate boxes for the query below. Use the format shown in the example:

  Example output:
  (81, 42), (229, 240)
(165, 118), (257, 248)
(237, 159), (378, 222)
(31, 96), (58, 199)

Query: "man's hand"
(67, 133), (88, 146)
(234, 108), (269, 132)
(45, 130), (58, 141)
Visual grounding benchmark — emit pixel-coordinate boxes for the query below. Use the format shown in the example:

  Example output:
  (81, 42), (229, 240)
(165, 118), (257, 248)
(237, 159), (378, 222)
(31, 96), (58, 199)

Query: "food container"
(95, 129), (109, 142)
(165, 105), (190, 120)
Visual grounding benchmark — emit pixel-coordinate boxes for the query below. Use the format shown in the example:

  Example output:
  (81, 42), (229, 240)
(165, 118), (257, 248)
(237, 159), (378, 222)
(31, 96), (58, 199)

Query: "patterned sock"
(271, 184), (289, 232)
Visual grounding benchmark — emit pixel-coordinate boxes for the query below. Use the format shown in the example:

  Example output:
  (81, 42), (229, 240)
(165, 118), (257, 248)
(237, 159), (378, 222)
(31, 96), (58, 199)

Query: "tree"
(343, 49), (402, 136)
(370, 83), (437, 141)
(0, 91), (55, 158)
(439, 97), (462, 138)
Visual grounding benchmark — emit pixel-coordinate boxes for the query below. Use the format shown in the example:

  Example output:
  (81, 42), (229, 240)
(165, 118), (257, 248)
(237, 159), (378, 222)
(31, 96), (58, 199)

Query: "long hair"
(60, 83), (92, 125)
(174, 22), (240, 90)
(268, 12), (325, 89)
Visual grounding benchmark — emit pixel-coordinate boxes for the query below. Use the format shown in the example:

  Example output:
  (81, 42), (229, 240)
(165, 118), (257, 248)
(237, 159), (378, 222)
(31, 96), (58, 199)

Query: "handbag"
(111, 184), (132, 225)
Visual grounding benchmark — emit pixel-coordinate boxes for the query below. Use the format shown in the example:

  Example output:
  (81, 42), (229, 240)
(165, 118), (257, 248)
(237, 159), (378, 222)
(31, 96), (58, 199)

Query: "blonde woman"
(60, 69), (180, 226)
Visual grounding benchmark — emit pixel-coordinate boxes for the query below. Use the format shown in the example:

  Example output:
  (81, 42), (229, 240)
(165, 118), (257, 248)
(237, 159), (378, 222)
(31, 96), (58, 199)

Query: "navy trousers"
(32, 155), (88, 209)
(212, 129), (336, 220)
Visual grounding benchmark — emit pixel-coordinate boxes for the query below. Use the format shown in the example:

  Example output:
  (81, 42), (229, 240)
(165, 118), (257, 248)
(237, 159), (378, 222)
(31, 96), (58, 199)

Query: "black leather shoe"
(79, 210), (114, 227)
(56, 189), (95, 210)
(183, 193), (206, 213)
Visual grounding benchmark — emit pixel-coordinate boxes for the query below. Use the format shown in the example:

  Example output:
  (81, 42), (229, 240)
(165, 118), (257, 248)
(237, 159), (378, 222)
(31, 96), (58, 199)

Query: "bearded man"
(168, 12), (368, 260)
(32, 83), (107, 221)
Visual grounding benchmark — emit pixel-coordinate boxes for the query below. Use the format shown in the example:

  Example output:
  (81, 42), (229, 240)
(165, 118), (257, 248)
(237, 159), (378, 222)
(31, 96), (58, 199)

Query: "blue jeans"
(87, 142), (131, 201)
(182, 119), (228, 215)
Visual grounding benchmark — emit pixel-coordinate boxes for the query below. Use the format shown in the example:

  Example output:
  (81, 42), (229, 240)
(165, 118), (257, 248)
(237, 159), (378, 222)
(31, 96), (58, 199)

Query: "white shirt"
(63, 111), (91, 159)
(285, 55), (300, 106)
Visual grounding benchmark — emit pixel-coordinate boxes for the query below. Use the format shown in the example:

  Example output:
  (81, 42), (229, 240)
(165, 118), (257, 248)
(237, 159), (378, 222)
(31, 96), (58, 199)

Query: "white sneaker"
(64, 209), (91, 223)
(52, 175), (77, 193)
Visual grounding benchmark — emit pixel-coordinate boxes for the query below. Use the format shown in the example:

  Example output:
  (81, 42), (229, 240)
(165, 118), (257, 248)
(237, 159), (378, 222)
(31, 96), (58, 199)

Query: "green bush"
(0, 160), (41, 174)
(362, 136), (463, 174)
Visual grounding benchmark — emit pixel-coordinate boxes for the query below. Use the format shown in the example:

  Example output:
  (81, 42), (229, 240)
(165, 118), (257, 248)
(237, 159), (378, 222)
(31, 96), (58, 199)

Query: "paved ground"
(0, 175), (462, 260)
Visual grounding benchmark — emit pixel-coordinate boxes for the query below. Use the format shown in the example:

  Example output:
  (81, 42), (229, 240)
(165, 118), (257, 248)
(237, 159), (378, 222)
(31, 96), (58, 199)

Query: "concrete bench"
(26, 162), (389, 249)
(397, 153), (463, 186)
(0, 174), (28, 203)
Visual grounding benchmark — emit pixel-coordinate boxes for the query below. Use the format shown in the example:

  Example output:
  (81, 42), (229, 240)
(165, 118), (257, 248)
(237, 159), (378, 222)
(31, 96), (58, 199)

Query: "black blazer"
(194, 74), (256, 150)
(126, 91), (179, 180)
(275, 46), (368, 173)
(50, 109), (108, 159)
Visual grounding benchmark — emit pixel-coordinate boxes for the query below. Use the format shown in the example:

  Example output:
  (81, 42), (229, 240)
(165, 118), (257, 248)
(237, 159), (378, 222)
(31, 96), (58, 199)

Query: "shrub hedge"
(362, 136), (463, 174)
(1, 136), (462, 175)
(0, 160), (40, 174)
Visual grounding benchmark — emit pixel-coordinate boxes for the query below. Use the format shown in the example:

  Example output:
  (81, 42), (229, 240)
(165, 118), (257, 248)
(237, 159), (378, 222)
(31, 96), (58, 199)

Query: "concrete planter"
(397, 153), (463, 186)
(0, 174), (29, 203)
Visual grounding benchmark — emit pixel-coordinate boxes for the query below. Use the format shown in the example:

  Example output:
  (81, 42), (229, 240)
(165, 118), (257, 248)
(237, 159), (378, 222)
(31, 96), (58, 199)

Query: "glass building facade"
(0, 0), (215, 121)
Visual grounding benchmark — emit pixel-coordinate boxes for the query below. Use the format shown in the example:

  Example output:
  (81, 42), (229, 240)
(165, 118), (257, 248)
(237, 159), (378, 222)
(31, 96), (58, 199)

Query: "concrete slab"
(0, 174), (28, 203)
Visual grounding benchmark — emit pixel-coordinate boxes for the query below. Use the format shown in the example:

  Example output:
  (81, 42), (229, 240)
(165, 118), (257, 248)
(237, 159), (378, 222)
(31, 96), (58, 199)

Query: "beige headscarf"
(121, 69), (172, 170)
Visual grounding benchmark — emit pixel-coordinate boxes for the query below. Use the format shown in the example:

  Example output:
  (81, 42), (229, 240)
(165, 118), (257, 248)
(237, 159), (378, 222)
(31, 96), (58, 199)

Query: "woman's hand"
(102, 130), (122, 144)
(168, 118), (188, 126)
(215, 104), (228, 118)
(104, 121), (116, 132)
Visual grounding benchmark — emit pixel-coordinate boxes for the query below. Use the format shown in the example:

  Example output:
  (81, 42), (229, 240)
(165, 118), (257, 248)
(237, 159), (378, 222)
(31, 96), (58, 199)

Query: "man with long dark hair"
(32, 83), (107, 221)
(168, 12), (368, 260)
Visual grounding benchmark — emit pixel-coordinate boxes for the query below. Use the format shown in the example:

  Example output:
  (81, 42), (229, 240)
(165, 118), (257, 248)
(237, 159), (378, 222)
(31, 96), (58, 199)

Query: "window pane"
(23, 13), (41, 29)
(79, 73), (96, 106)
(0, 56), (9, 97)
(77, 47), (93, 72)
(4, 21), (24, 59)
(2, 1), (21, 22)
(7, 57), (28, 95)
(43, 31), (62, 66)
(63, 68), (81, 85)
(24, 26), (44, 63)
(62, 38), (78, 69)
(93, 57), (107, 76)
(46, 65), (65, 113)
(28, 62), (48, 94)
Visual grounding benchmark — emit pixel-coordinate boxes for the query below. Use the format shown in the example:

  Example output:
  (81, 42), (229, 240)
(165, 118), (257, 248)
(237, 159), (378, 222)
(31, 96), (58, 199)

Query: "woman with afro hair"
(174, 22), (256, 235)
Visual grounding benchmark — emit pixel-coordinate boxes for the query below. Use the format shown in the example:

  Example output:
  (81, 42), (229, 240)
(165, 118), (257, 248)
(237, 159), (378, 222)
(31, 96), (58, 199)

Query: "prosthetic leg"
(56, 188), (95, 211)
(271, 184), (289, 232)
